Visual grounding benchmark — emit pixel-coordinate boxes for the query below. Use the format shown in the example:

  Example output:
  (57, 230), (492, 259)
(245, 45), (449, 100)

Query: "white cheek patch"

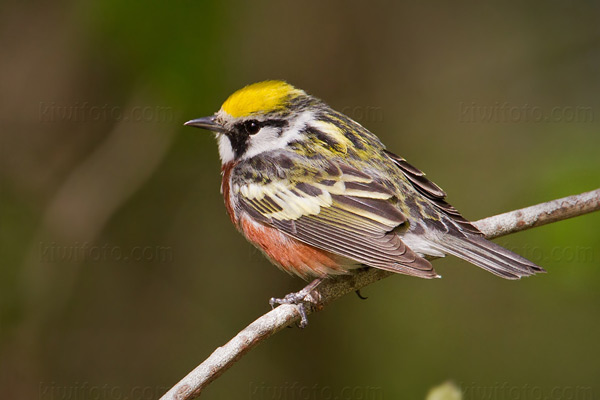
(243, 127), (290, 160)
(241, 111), (314, 160)
(216, 133), (235, 164)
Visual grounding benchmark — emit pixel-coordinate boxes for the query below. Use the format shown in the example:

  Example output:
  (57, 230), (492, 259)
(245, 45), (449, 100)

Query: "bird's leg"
(269, 277), (325, 328)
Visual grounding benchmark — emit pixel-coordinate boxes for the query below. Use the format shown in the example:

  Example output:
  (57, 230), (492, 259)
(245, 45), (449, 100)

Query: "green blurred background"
(1, 1), (599, 399)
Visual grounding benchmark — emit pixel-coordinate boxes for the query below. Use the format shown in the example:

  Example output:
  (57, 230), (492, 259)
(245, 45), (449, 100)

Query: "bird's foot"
(269, 277), (324, 328)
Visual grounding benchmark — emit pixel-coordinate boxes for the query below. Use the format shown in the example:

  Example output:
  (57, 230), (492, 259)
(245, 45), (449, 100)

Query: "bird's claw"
(269, 292), (312, 328)
(269, 278), (324, 328)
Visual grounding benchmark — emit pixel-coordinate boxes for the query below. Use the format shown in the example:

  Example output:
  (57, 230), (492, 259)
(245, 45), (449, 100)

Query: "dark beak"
(184, 116), (226, 133)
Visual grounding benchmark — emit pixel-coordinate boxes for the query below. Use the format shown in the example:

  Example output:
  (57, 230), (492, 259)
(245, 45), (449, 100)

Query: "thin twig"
(160, 188), (600, 400)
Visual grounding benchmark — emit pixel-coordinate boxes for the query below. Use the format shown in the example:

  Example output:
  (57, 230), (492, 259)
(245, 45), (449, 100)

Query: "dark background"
(1, 1), (599, 399)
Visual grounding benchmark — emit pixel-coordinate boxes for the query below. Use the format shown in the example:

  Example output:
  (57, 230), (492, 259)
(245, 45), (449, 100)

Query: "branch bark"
(160, 188), (600, 400)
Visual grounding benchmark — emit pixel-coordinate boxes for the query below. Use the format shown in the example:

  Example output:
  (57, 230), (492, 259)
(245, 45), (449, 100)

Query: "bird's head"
(185, 80), (320, 164)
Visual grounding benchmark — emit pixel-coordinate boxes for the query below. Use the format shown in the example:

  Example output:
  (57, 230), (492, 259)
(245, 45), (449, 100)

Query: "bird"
(185, 80), (544, 323)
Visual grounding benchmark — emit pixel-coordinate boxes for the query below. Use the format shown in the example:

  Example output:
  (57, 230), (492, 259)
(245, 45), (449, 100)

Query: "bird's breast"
(238, 214), (354, 279)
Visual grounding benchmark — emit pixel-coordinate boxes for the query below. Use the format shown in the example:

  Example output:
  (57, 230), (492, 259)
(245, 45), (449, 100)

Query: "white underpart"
(242, 110), (314, 160)
(216, 133), (235, 164)
(401, 232), (446, 258)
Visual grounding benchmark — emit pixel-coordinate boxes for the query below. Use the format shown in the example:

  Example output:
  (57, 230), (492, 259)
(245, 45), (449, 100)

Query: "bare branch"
(160, 188), (600, 400)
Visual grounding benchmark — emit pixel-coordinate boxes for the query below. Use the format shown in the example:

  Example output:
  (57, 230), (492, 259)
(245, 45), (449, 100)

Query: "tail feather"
(429, 234), (546, 280)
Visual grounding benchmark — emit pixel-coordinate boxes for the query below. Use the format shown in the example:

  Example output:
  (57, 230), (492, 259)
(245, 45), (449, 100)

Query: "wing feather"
(384, 150), (482, 235)
(234, 155), (437, 278)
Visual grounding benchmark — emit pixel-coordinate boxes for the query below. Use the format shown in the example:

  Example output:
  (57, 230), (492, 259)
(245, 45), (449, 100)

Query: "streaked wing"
(233, 154), (436, 278)
(384, 150), (482, 235)
(384, 150), (545, 279)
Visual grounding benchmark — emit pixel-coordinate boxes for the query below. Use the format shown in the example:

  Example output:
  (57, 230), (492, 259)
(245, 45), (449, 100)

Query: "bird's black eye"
(243, 120), (261, 135)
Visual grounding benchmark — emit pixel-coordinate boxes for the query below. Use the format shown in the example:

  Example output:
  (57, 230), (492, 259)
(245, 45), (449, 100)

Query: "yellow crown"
(220, 80), (306, 118)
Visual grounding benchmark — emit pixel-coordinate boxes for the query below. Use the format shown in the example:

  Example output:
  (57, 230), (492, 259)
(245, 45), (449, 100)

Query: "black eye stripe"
(262, 119), (288, 129)
(228, 132), (249, 159)
(235, 119), (289, 135)
(228, 118), (290, 159)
